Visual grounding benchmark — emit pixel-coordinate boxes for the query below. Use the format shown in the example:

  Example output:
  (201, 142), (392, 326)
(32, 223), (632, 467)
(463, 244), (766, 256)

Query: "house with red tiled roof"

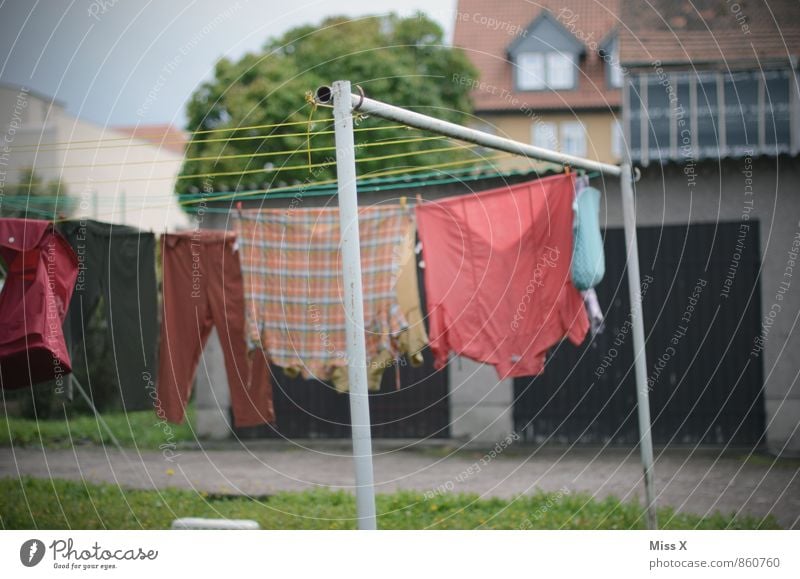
(453, 0), (623, 166)
(614, 0), (800, 455)
(618, 0), (800, 164)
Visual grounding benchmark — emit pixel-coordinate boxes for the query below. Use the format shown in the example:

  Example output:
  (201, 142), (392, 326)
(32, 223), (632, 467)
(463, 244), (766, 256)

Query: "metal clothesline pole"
(620, 164), (658, 529)
(330, 80), (377, 530)
(319, 81), (657, 530)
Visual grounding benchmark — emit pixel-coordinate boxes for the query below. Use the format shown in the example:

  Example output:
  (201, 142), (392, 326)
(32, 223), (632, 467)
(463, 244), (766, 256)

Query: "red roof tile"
(453, 0), (622, 112)
(113, 124), (187, 155)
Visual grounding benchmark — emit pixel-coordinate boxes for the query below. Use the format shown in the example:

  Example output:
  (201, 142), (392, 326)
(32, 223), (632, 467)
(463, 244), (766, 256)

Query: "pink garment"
(416, 174), (588, 378)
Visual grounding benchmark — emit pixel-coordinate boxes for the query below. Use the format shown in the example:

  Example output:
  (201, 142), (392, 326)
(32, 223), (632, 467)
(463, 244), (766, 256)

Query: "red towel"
(416, 174), (588, 378)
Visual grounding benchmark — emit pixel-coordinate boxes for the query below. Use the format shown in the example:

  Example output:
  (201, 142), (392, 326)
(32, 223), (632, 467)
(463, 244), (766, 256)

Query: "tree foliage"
(177, 13), (477, 198)
(0, 168), (73, 219)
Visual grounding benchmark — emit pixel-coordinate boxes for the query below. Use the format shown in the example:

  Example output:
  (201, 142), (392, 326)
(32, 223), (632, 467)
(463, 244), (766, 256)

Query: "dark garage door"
(235, 246), (449, 440)
(235, 351), (449, 439)
(514, 221), (765, 445)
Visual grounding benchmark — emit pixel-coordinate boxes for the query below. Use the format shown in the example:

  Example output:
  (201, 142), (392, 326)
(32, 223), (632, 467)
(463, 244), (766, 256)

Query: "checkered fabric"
(235, 205), (412, 380)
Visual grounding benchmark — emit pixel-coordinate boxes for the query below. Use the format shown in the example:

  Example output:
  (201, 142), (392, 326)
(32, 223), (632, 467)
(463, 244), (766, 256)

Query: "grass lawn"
(0, 477), (779, 530)
(0, 409), (196, 449)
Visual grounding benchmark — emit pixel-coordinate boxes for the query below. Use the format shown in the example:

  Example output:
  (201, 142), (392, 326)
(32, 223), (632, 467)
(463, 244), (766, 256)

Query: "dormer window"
(517, 52), (577, 90)
(508, 11), (584, 92)
(600, 33), (624, 89)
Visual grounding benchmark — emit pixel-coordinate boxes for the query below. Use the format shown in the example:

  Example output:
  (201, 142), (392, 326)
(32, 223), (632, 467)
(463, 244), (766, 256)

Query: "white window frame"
(560, 121), (587, 156)
(517, 53), (546, 90)
(611, 119), (624, 159)
(516, 51), (576, 91)
(609, 57), (624, 89)
(546, 52), (575, 90)
(531, 121), (558, 150)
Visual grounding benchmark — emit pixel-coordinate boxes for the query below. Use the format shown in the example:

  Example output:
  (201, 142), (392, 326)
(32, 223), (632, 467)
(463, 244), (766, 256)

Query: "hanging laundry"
(157, 230), (274, 427)
(328, 219), (428, 391)
(395, 221), (428, 367)
(58, 220), (158, 411)
(416, 174), (589, 378)
(582, 288), (605, 337)
(234, 205), (412, 386)
(571, 180), (605, 290)
(0, 218), (78, 389)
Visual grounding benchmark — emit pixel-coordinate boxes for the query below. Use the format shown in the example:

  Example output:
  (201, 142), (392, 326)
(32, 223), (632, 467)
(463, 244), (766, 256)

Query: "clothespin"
(236, 201), (243, 220)
(400, 196), (407, 210)
(564, 165), (571, 176)
(415, 193), (423, 204)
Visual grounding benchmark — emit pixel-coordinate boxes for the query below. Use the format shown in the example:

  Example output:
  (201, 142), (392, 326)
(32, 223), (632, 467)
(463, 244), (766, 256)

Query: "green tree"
(0, 168), (73, 219)
(177, 13), (478, 198)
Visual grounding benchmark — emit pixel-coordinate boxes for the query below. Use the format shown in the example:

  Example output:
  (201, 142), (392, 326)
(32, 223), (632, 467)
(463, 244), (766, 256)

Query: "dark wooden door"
(514, 221), (765, 445)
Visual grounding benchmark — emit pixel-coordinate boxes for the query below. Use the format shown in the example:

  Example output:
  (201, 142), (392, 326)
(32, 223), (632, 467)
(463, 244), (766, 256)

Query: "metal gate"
(235, 350), (449, 439)
(514, 221), (765, 445)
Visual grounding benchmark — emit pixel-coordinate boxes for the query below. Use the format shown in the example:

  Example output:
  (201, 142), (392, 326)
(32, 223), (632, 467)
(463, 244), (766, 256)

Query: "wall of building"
(597, 156), (800, 455)
(475, 110), (622, 169)
(53, 115), (190, 231)
(0, 85), (190, 232)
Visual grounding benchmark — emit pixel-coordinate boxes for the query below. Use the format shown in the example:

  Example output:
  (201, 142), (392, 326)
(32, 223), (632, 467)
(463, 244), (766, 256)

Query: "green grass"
(0, 477), (779, 530)
(0, 409), (196, 449)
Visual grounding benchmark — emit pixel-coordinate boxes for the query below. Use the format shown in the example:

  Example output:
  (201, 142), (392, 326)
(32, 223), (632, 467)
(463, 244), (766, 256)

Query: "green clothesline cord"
(0, 165), (504, 203)
(182, 167), (561, 211)
(1, 169), (602, 205)
(1, 167), (535, 218)
(1, 168), (603, 222)
(177, 164), (521, 201)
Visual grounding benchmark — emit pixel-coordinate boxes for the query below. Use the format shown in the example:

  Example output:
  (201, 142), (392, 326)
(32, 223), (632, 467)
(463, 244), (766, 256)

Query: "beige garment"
(395, 221), (428, 367)
(330, 221), (428, 393)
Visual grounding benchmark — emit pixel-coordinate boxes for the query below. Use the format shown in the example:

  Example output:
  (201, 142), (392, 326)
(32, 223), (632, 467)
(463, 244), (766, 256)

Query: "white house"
(0, 83), (191, 232)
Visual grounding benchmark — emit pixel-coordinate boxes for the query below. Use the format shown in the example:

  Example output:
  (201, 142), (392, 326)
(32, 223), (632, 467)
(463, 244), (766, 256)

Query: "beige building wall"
(0, 85), (190, 232)
(473, 110), (622, 172)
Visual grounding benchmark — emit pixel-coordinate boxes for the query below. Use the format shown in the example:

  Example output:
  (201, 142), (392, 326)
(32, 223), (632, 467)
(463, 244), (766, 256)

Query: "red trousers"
(157, 230), (274, 427)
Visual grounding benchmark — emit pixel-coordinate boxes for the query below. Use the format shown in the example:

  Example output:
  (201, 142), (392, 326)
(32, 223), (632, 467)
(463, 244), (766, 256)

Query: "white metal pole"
(331, 80), (377, 530)
(346, 92), (622, 177)
(620, 163), (658, 530)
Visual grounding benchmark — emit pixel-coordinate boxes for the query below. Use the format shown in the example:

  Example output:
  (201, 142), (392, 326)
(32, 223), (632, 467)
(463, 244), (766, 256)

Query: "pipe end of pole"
(314, 85), (333, 104)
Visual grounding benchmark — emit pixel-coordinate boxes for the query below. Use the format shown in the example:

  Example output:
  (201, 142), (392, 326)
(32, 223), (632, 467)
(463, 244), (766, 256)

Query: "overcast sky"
(0, 0), (457, 127)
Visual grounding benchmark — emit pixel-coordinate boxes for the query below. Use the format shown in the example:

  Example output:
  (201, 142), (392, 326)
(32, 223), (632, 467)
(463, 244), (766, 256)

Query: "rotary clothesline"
(311, 81), (656, 532)
(2, 86), (655, 535)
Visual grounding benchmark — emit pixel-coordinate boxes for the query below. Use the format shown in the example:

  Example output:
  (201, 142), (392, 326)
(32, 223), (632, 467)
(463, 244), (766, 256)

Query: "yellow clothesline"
(178, 152), (515, 208)
(41, 152), (517, 224)
(6, 122), (410, 153)
(29, 135), (449, 171)
(5, 143), (480, 189)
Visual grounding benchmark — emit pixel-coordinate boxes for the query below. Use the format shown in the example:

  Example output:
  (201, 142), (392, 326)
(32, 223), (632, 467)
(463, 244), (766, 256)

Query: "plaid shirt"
(235, 205), (412, 380)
